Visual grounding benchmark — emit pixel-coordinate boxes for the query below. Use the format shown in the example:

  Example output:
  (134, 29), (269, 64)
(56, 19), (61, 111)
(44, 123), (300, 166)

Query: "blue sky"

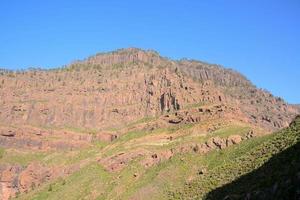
(0, 0), (299, 103)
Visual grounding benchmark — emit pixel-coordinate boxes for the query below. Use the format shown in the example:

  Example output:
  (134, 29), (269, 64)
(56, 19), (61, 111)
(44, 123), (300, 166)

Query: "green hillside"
(170, 116), (300, 200)
(12, 116), (299, 200)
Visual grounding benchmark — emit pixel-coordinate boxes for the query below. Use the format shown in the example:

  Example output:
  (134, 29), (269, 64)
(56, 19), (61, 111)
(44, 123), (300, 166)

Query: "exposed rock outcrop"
(98, 132), (249, 173)
(0, 48), (297, 131)
(0, 165), (22, 200)
(0, 126), (92, 151)
(98, 149), (147, 172)
(0, 163), (65, 200)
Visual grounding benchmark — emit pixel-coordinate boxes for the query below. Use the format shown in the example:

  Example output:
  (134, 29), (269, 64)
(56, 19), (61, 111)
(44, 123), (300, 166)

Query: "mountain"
(0, 48), (299, 200)
(0, 48), (297, 131)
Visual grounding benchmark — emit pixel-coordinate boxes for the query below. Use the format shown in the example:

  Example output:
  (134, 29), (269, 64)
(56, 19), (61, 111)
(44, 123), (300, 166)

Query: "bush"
(48, 184), (53, 192)
(0, 147), (4, 159)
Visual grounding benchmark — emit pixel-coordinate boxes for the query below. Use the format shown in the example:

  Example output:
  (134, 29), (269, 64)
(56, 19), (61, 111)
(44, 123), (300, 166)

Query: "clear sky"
(0, 0), (299, 103)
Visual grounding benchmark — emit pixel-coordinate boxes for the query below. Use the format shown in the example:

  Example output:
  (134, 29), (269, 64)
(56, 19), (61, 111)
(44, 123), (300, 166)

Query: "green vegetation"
(13, 122), (257, 199)
(62, 125), (99, 135)
(184, 101), (208, 109)
(36, 124), (99, 135)
(0, 147), (4, 159)
(16, 163), (111, 200)
(10, 116), (300, 200)
(209, 125), (251, 138)
(0, 142), (108, 167)
(169, 117), (300, 199)
(105, 116), (157, 132)
(125, 116), (157, 128)
(0, 149), (46, 166)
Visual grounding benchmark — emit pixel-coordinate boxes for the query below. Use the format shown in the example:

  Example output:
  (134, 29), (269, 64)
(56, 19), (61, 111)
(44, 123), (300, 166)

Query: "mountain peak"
(76, 47), (166, 67)
(112, 47), (159, 55)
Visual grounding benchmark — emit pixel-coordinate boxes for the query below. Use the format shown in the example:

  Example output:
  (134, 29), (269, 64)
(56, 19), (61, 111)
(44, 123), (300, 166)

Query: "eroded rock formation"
(0, 48), (297, 132)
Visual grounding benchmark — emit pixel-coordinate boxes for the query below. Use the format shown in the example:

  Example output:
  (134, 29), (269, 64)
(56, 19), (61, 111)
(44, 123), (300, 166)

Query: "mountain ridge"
(0, 48), (299, 200)
(0, 48), (297, 131)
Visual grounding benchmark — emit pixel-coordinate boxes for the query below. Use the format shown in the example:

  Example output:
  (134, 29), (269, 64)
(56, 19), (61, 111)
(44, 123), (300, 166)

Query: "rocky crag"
(0, 48), (298, 200)
(0, 48), (297, 131)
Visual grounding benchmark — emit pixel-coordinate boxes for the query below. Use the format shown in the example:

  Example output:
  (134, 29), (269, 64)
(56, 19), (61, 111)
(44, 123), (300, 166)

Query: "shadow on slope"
(205, 137), (300, 200)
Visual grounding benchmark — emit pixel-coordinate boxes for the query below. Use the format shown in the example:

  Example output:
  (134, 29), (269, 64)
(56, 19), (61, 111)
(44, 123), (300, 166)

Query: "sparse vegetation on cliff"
(0, 49), (299, 200)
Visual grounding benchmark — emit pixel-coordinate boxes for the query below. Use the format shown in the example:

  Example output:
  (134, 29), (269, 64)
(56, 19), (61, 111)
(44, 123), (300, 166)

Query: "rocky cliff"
(0, 48), (299, 200)
(0, 48), (297, 131)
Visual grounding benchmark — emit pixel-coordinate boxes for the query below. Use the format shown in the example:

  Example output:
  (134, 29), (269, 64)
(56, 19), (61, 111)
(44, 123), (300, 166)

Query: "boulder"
(0, 165), (22, 200)
(212, 137), (227, 149)
(18, 162), (51, 193)
(0, 130), (16, 137)
(168, 117), (183, 124)
(227, 135), (243, 145)
(93, 132), (118, 142)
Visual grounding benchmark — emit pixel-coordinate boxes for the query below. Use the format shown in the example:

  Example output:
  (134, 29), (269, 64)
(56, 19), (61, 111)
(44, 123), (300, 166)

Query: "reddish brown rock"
(99, 150), (147, 172)
(0, 128), (16, 137)
(0, 48), (297, 133)
(0, 126), (91, 151)
(18, 162), (51, 193)
(141, 149), (174, 168)
(93, 132), (118, 142)
(0, 162), (69, 199)
(212, 137), (227, 149)
(227, 135), (243, 145)
(0, 165), (22, 200)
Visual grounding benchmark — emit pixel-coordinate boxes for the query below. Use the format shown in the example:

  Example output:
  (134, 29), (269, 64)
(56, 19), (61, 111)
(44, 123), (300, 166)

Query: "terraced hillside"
(0, 48), (299, 200)
(1, 111), (260, 199)
(7, 114), (300, 200)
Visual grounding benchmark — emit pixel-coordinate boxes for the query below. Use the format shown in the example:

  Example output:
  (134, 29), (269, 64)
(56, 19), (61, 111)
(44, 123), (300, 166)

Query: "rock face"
(0, 48), (297, 132)
(18, 162), (53, 193)
(0, 163), (62, 199)
(93, 132), (118, 142)
(187, 134), (246, 154)
(161, 104), (248, 126)
(99, 149), (147, 172)
(0, 48), (298, 199)
(0, 126), (92, 151)
(0, 165), (22, 200)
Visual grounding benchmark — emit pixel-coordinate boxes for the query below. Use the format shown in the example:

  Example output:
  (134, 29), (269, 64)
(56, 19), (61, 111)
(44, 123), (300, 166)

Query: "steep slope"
(0, 48), (297, 131)
(0, 48), (299, 200)
(170, 116), (300, 200)
(9, 116), (299, 200)
(5, 119), (257, 200)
